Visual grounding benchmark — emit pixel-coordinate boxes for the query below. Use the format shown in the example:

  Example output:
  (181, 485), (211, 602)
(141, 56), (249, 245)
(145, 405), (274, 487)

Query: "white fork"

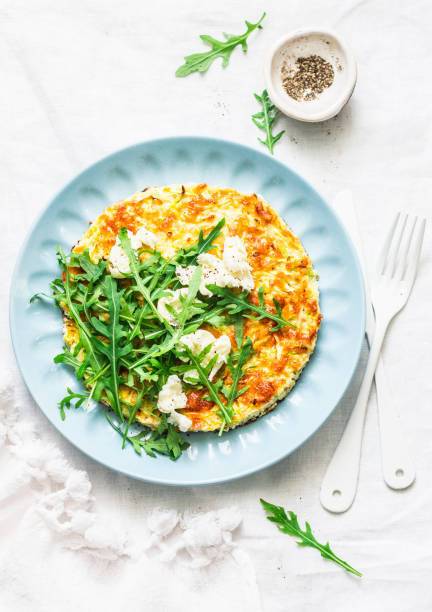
(320, 213), (426, 513)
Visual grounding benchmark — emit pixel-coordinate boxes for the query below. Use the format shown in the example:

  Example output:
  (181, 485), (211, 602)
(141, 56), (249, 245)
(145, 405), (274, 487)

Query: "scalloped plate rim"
(9, 135), (365, 486)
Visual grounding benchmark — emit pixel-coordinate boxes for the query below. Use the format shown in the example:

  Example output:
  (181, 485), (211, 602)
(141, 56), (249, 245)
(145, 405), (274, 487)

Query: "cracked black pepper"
(281, 55), (335, 102)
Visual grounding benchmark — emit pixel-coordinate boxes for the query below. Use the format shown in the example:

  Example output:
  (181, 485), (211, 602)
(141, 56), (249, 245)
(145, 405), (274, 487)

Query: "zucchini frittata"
(58, 183), (321, 446)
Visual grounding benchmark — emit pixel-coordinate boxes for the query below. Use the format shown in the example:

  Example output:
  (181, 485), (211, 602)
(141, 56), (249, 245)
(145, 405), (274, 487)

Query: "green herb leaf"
(176, 13), (266, 77)
(177, 266), (203, 327)
(183, 346), (231, 426)
(252, 89), (285, 154)
(208, 285), (295, 331)
(70, 250), (106, 283)
(58, 387), (89, 420)
(177, 218), (226, 267)
(91, 275), (131, 421)
(106, 414), (189, 461)
(58, 248), (105, 373)
(223, 337), (253, 425)
(260, 499), (362, 577)
(118, 228), (170, 330)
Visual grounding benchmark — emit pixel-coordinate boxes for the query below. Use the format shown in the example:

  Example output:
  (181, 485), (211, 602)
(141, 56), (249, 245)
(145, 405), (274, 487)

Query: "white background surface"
(1, 1), (432, 610)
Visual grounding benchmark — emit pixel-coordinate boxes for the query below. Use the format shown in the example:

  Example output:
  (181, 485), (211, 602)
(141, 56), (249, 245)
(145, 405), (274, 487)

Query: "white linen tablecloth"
(1, 1), (431, 610)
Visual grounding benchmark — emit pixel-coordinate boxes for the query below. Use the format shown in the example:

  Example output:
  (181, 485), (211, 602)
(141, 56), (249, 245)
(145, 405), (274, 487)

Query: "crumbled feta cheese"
(130, 226), (158, 250)
(175, 235), (254, 296)
(179, 329), (231, 382)
(108, 226), (158, 277)
(175, 265), (196, 287)
(197, 253), (238, 296)
(108, 243), (131, 278)
(157, 288), (188, 326)
(167, 410), (192, 432)
(223, 236), (254, 290)
(157, 375), (191, 432)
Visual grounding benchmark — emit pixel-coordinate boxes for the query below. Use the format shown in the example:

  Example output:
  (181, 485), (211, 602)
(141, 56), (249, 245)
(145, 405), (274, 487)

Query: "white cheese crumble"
(175, 235), (254, 296)
(197, 253), (239, 296)
(130, 226), (158, 250)
(223, 236), (252, 279)
(107, 243), (130, 278)
(157, 288), (188, 326)
(157, 374), (191, 432)
(179, 329), (231, 383)
(108, 226), (158, 277)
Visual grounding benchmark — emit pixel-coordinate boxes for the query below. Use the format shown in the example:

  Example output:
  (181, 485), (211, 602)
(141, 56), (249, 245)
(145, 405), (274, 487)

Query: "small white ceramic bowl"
(265, 28), (357, 123)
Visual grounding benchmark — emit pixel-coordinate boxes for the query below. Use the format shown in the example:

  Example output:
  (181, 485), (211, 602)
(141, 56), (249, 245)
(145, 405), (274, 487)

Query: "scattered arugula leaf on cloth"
(252, 90), (285, 154)
(260, 499), (362, 577)
(176, 12), (266, 77)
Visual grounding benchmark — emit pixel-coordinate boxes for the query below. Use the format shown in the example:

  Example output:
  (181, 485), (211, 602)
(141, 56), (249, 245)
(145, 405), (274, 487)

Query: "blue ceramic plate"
(10, 137), (364, 485)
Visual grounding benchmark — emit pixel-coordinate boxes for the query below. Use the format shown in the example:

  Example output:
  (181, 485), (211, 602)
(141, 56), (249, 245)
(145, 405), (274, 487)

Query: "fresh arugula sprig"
(44, 247), (193, 459)
(56, 248), (106, 375)
(106, 414), (189, 461)
(208, 285), (295, 331)
(179, 332), (254, 432)
(252, 90), (285, 154)
(176, 13), (266, 78)
(128, 266), (203, 371)
(222, 336), (253, 426)
(177, 218), (226, 266)
(58, 388), (89, 420)
(69, 250), (106, 283)
(260, 499), (362, 577)
(90, 276), (133, 421)
(181, 345), (231, 426)
(118, 229), (170, 329)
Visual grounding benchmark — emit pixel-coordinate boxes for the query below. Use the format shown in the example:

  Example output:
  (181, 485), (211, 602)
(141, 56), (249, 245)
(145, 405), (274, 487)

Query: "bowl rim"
(264, 27), (358, 123)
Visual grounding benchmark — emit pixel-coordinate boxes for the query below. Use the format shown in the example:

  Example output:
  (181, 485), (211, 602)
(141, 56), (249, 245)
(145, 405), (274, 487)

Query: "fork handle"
(375, 357), (415, 489)
(320, 322), (387, 513)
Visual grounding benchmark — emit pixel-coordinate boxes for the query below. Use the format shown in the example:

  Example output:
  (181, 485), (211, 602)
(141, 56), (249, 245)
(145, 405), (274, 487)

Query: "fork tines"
(378, 212), (426, 284)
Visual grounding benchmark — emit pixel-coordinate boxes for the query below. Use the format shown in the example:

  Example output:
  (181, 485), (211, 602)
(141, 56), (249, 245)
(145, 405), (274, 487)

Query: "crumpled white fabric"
(145, 506), (243, 567)
(0, 371), (250, 565)
(0, 370), (131, 561)
(0, 370), (260, 611)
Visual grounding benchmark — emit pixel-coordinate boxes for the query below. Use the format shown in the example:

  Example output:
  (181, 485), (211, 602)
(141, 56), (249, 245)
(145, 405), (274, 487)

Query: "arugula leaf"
(54, 347), (83, 374)
(121, 388), (144, 448)
(260, 499), (362, 577)
(223, 337), (253, 425)
(182, 346), (231, 427)
(252, 90), (285, 154)
(90, 275), (132, 421)
(70, 250), (106, 283)
(208, 285), (295, 330)
(178, 218), (226, 266)
(176, 13), (266, 77)
(118, 228), (170, 330)
(58, 387), (88, 420)
(233, 315), (245, 348)
(58, 248), (105, 373)
(129, 267), (203, 372)
(106, 414), (189, 461)
(176, 266), (203, 327)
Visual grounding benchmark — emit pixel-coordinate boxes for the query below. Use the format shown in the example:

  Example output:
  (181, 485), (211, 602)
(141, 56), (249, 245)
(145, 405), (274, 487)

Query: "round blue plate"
(10, 137), (364, 485)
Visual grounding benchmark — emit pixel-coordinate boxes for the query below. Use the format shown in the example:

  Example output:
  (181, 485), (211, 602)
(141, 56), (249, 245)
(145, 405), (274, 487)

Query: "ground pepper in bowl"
(281, 55), (334, 102)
